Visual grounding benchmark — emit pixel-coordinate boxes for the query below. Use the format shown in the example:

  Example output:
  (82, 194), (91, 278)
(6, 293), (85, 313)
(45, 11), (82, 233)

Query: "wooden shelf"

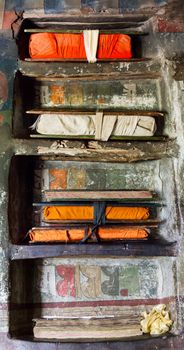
(24, 28), (147, 34)
(25, 58), (149, 62)
(41, 190), (155, 200)
(9, 333), (177, 348)
(8, 332), (180, 350)
(18, 59), (161, 77)
(33, 201), (162, 206)
(9, 239), (178, 260)
(30, 134), (167, 141)
(26, 109), (164, 116)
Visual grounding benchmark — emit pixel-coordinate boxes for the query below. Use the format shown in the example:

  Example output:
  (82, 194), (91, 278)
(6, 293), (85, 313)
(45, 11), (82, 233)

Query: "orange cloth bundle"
(29, 227), (148, 242)
(29, 33), (132, 59)
(98, 227), (148, 240)
(43, 206), (150, 221)
(29, 228), (84, 242)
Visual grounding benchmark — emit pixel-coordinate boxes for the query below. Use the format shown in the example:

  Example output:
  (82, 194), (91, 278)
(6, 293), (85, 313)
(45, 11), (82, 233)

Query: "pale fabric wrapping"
(101, 115), (117, 141)
(83, 30), (99, 63)
(31, 114), (156, 138)
(112, 115), (156, 137)
(94, 112), (103, 140)
(31, 114), (95, 135)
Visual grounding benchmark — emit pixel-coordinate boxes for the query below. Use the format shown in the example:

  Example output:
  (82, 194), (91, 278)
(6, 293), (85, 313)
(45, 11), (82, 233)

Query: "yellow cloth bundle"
(140, 304), (173, 335)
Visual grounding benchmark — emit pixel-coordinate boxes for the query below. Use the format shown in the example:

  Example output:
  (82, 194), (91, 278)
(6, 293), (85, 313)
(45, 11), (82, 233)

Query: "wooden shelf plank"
(24, 58), (149, 62)
(18, 59), (162, 77)
(24, 29), (147, 34)
(43, 190), (154, 200)
(9, 333), (179, 349)
(33, 201), (162, 206)
(9, 240), (178, 260)
(26, 109), (165, 116)
(30, 135), (167, 141)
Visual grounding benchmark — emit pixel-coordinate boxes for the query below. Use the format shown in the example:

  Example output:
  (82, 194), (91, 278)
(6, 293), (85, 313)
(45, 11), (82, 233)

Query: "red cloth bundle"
(29, 33), (132, 60)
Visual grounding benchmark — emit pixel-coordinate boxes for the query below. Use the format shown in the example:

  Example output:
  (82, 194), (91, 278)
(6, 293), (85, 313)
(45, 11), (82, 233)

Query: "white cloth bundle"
(113, 115), (156, 138)
(83, 30), (99, 63)
(30, 114), (95, 135)
(31, 113), (156, 139)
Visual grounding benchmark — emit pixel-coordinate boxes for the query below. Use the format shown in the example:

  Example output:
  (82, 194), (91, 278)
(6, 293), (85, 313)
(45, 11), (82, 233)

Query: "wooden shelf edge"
(26, 109), (165, 116)
(9, 241), (178, 260)
(8, 332), (178, 348)
(29, 135), (167, 141)
(24, 58), (150, 62)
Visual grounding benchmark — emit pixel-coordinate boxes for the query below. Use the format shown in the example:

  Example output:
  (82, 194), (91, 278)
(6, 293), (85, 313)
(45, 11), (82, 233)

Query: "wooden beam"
(43, 190), (154, 200)
(9, 240), (178, 260)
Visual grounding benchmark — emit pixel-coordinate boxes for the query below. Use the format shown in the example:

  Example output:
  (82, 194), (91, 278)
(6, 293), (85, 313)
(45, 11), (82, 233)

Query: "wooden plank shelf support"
(43, 190), (154, 200)
(9, 241), (178, 260)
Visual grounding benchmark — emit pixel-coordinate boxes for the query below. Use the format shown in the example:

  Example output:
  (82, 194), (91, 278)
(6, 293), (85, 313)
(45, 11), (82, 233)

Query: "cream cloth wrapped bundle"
(31, 113), (156, 139)
(30, 114), (95, 136)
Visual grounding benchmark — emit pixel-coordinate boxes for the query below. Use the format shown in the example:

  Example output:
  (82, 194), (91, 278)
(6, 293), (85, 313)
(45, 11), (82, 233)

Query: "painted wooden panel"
(81, 0), (119, 10)
(9, 257), (175, 304)
(119, 0), (168, 11)
(44, 0), (81, 13)
(32, 79), (161, 110)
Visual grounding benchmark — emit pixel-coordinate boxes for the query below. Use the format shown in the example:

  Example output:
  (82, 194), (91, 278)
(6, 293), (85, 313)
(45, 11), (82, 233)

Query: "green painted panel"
(32, 79), (161, 110)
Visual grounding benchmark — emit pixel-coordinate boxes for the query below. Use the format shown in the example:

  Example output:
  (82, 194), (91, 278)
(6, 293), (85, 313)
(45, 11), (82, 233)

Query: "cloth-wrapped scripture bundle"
(43, 206), (150, 221)
(29, 32), (132, 60)
(31, 114), (156, 140)
(29, 228), (84, 242)
(29, 227), (149, 242)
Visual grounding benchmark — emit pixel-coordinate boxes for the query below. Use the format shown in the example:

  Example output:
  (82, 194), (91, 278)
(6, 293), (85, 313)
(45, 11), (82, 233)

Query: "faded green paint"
(33, 79), (161, 110)
(86, 168), (107, 190)
(119, 266), (140, 296)
(67, 167), (87, 189)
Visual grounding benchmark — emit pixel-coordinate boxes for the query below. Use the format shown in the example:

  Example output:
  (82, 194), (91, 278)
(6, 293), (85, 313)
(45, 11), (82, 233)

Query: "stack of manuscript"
(33, 316), (142, 341)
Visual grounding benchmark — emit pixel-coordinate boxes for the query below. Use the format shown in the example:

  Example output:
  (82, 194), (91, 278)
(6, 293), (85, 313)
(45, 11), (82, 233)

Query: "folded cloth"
(29, 33), (132, 60)
(140, 304), (173, 335)
(31, 114), (156, 139)
(43, 206), (150, 221)
(29, 227), (149, 242)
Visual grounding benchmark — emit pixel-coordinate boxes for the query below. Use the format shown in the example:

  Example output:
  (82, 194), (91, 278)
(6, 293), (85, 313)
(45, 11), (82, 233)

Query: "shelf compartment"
(9, 255), (178, 340)
(13, 71), (164, 139)
(17, 18), (147, 61)
(8, 156), (175, 249)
